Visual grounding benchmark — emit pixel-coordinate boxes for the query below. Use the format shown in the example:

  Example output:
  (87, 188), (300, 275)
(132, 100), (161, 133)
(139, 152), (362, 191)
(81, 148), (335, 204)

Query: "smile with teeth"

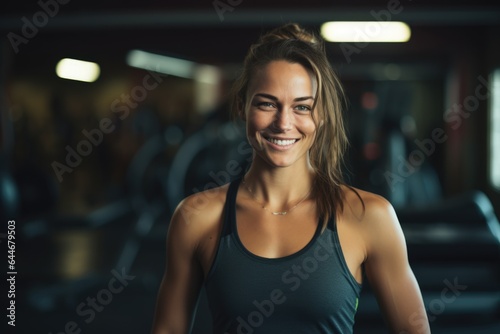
(265, 136), (298, 146)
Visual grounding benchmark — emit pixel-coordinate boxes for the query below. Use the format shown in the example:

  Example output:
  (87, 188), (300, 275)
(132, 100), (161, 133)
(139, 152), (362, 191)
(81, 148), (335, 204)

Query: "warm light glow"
(321, 21), (411, 42)
(55, 58), (100, 82)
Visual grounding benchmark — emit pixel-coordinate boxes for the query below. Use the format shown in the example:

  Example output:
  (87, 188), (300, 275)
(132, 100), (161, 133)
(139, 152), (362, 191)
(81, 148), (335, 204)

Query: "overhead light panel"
(321, 21), (411, 43)
(56, 58), (100, 82)
(489, 69), (500, 190)
(126, 49), (195, 79)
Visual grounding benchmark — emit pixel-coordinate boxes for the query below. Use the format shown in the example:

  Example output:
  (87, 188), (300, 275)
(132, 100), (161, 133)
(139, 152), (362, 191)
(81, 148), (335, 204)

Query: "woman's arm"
(151, 198), (205, 334)
(363, 195), (430, 334)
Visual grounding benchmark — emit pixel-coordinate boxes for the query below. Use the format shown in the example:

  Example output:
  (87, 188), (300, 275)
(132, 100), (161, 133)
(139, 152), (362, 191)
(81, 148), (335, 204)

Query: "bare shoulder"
(168, 184), (230, 245)
(341, 186), (401, 238)
(341, 185), (396, 223)
(175, 184), (229, 225)
(341, 185), (406, 257)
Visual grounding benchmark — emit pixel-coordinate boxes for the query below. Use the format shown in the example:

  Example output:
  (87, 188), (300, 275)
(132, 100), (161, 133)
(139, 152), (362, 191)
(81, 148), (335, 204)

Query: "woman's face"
(244, 60), (318, 169)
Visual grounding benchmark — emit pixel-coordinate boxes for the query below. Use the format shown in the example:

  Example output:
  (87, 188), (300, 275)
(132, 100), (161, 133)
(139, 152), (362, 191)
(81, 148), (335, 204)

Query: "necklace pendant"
(272, 211), (288, 215)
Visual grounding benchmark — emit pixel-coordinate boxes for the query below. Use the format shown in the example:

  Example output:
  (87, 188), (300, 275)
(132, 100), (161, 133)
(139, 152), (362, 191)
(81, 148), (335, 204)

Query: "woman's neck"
(243, 156), (315, 209)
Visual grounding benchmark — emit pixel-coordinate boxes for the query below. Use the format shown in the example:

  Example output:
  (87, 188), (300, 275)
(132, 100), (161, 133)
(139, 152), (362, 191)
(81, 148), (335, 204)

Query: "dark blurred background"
(1, 1), (499, 333)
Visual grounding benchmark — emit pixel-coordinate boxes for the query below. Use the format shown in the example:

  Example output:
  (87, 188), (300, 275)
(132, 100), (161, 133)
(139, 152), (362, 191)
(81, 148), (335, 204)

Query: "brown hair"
(231, 23), (360, 228)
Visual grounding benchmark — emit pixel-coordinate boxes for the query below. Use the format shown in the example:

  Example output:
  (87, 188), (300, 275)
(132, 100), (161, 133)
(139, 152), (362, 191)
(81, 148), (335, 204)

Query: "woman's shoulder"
(174, 183), (230, 226)
(340, 186), (404, 258)
(340, 185), (398, 227)
(168, 184), (230, 240)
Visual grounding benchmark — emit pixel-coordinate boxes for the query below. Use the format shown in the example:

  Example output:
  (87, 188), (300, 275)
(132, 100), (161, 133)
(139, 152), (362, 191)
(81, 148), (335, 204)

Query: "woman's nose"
(273, 110), (292, 132)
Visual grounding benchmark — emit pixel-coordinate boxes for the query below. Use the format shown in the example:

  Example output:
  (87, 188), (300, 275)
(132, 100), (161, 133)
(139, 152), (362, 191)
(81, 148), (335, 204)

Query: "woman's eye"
(295, 105), (311, 112)
(257, 102), (276, 110)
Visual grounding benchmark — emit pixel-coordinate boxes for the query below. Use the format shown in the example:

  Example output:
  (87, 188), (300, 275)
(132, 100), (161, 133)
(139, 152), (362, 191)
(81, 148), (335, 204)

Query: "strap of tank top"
(327, 212), (336, 231)
(222, 177), (242, 237)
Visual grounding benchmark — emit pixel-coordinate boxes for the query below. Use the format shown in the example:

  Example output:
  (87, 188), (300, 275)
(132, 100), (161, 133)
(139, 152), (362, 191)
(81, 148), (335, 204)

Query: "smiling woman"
(151, 23), (430, 334)
(244, 61), (318, 169)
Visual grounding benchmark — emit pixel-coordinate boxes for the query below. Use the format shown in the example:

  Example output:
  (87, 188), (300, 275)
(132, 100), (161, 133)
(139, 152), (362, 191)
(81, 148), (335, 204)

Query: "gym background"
(1, 0), (499, 333)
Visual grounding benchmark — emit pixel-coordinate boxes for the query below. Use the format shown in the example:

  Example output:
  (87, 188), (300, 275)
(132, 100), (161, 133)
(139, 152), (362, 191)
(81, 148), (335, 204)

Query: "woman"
(152, 23), (430, 334)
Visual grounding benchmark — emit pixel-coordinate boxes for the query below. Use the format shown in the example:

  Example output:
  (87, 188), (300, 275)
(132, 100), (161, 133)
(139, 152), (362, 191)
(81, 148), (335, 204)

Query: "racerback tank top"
(204, 178), (362, 334)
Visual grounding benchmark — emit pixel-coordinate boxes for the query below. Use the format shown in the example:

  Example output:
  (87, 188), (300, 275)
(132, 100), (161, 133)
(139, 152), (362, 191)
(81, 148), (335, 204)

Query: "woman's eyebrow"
(254, 93), (314, 102)
(254, 93), (278, 101)
(294, 96), (314, 102)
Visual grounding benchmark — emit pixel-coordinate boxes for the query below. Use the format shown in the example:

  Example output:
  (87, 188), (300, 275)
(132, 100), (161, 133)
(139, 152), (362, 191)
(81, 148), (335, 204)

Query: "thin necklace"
(241, 177), (313, 216)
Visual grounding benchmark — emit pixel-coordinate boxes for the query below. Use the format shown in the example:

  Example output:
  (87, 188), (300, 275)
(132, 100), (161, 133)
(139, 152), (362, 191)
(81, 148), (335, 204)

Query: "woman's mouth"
(263, 136), (299, 148)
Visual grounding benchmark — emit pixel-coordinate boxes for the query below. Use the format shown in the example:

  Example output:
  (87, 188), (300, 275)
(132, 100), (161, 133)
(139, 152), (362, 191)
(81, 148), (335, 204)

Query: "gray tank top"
(205, 178), (362, 333)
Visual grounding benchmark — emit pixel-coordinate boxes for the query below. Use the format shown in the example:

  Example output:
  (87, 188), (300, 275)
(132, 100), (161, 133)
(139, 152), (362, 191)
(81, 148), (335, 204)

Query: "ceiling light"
(489, 69), (500, 190)
(321, 21), (411, 43)
(56, 58), (100, 82)
(126, 49), (195, 79)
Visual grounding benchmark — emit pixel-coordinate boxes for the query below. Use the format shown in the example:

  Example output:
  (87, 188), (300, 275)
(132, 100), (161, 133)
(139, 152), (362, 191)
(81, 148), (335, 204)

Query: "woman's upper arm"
(151, 198), (205, 334)
(363, 196), (430, 334)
